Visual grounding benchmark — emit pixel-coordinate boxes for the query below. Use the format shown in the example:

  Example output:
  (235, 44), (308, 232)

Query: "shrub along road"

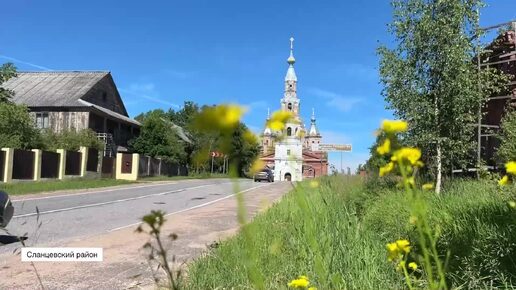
(0, 178), (292, 289)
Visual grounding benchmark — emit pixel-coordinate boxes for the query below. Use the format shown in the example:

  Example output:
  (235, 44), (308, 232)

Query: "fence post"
(1, 148), (14, 183)
(79, 146), (88, 177)
(158, 158), (162, 176)
(32, 149), (42, 181)
(115, 153), (140, 181)
(98, 150), (104, 174)
(56, 149), (66, 180)
(147, 156), (151, 176)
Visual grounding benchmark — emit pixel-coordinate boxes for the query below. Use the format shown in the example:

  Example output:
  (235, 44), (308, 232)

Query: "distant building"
(259, 38), (328, 181)
(478, 29), (516, 167)
(3, 71), (141, 155)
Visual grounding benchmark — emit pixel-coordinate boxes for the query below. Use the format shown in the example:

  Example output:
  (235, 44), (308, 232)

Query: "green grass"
(183, 177), (516, 289)
(0, 178), (134, 195)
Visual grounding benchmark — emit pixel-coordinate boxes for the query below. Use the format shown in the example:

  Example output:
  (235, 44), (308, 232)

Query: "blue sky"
(1, 0), (515, 171)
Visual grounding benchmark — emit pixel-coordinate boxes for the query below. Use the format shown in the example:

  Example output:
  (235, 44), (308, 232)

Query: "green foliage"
(184, 177), (516, 289)
(0, 63), (17, 103)
(40, 128), (103, 151)
(496, 110), (516, 163)
(0, 102), (42, 149)
(378, 0), (509, 183)
(229, 123), (260, 177)
(130, 109), (186, 163)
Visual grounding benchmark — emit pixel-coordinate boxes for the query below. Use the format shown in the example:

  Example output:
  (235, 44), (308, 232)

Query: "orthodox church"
(259, 38), (328, 181)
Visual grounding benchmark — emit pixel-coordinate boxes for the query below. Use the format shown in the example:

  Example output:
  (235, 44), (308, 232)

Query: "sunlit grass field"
(183, 176), (516, 289)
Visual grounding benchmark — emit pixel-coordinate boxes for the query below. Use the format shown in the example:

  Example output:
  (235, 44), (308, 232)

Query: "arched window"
(287, 127), (292, 136)
(265, 140), (269, 146)
(288, 103), (292, 111)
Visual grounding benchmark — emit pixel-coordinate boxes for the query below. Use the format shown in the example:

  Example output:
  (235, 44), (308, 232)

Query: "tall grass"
(184, 177), (516, 289)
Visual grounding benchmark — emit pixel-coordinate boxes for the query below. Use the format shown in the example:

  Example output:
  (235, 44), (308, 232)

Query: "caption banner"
(21, 247), (103, 262)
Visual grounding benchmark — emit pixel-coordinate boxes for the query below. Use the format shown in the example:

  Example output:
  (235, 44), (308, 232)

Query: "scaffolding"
(462, 20), (516, 176)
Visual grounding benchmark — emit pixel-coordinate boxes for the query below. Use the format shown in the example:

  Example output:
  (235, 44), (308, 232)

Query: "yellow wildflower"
(408, 262), (418, 271)
(288, 276), (310, 288)
(309, 180), (319, 188)
(506, 161), (516, 175)
(381, 120), (408, 134)
(509, 201), (516, 208)
(409, 216), (417, 225)
(387, 242), (399, 261)
(499, 175), (510, 186)
(376, 138), (391, 155)
(396, 239), (411, 254)
(415, 160), (424, 167)
(422, 183), (434, 190)
(308, 288), (317, 290)
(396, 260), (406, 272)
(379, 162), (395, 177)
(392, 148), (421, 165)
(221, 105), (245, 127)
(249, 159), (265, 175)
(267, 111), (294, 131)
(405, 176), (415, 187)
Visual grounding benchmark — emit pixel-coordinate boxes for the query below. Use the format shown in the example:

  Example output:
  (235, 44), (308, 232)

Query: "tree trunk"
(435, 140), (442, 194)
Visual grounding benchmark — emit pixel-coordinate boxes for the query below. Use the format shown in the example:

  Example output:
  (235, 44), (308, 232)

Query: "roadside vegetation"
(182, 176), (516, 289)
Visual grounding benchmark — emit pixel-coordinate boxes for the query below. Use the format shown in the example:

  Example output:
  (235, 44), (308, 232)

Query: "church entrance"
(284, 173), (292, 181)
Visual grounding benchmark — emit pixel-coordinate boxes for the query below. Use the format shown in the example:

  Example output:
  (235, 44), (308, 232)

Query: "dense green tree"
(0, 63), (16, 103)
(378, 0), (508, 193)
(496, 110), (516, 163)
(228, 123), (260, 176)
(0, 63), (42, 149)
(0, 102), (42, 149)
(130, 109), (186, 163)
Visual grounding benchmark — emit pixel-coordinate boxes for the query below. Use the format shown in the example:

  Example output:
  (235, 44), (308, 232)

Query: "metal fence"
(137, 156), (188, 177)
(0, 151), (4, 181)
(87, 148), (99, 172)
(12, 149), (34, 180)
(41, 151), (59, 179)
(65, 151), (82, 176)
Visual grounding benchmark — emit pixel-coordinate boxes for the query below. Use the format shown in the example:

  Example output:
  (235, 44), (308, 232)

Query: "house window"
(36, 112), (49, 129)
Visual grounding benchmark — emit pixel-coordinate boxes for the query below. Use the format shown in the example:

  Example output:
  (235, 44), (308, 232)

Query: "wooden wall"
(30, 111), (89, 132)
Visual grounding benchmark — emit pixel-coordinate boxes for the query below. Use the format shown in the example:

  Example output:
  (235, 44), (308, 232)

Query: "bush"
(40, 129), (103, 151)
(0, 102), (42, 149)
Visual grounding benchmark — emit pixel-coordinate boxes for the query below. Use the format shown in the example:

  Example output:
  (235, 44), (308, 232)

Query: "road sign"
(210, 151), (225, 157)
(319, 144), (352, 152)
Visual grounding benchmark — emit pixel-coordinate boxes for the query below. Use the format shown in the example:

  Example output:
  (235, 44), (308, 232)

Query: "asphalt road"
(0, 178), (265, 254)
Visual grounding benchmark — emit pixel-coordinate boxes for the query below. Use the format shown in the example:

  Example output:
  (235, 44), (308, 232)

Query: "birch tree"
(378, 0), (507, 193)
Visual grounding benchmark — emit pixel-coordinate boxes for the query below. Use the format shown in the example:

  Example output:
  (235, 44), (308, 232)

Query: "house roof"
(3, 71), (109, 107)
(79, 100), (141, 126)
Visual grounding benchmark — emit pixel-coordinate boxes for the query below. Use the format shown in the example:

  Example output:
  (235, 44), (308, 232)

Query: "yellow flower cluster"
(499, 161), (516, 186)
(192, 104), (245, 132)
(267, 111), (294, 131)
(422, 183), (434, 190)
(381, 120), (408, 134)
(287, 275), (316, 289)
(379, 162), (395, 177)
(391, 148), (422, 165)
(386, 239), (411, 261)
(377, 138), (391, 155)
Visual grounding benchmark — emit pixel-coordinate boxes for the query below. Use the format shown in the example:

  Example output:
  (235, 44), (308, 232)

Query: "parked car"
(254, 168), (274, 182)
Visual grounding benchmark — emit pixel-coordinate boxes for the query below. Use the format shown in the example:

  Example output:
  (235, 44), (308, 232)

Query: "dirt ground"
(0, 182), (292, 290)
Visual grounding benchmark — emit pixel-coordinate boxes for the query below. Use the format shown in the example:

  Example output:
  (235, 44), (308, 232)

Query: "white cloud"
(308, 87), (363, 112)
(120, 83), (180, 108)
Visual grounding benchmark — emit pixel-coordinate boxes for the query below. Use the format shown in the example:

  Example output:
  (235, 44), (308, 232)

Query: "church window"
(288, 103), (292, 111)
(287, 149), (291, 155)
(312, 141), (315, 144)
(265, 140), (269, 146)
(287, 127), (292, 136)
